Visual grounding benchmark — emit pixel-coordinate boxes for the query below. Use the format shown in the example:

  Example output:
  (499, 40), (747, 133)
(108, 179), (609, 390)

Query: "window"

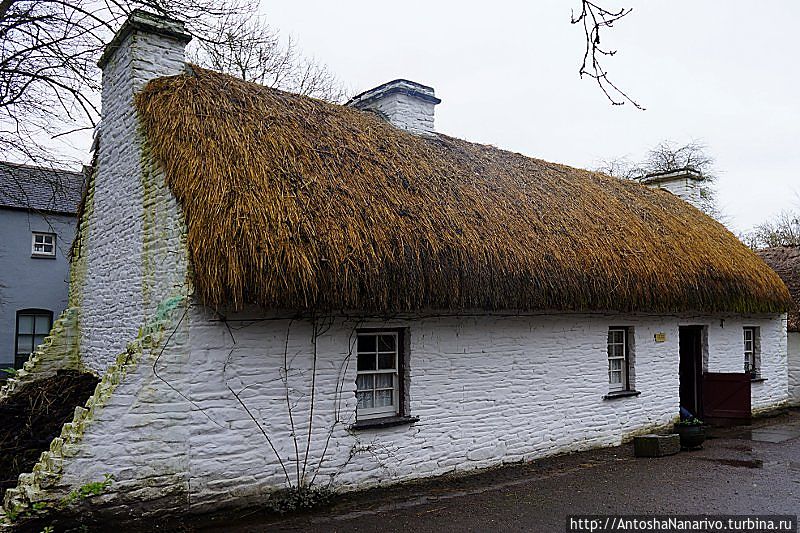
(743, 326), (760, 377)
(15, 310), (52, 369)
(356, 330), (404, 420)
(607, 327), (634, 392)
(31, 232), (56, 257)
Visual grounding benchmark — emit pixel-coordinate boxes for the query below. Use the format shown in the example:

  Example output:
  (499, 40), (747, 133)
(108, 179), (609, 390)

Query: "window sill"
(750, 377), (767, 383)
(350, 415), (419, 430)
(603, 390), (641, 400)
(30, 254), (56, 259)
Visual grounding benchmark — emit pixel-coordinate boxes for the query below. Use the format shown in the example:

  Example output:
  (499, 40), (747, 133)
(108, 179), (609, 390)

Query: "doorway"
(679, 326), (704, 418)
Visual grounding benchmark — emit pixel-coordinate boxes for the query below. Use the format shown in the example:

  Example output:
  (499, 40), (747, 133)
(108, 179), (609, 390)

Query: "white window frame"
(743, 326), (760, 376)
(355, 331), (400, 420)
(31, 232), (56, 257)
(607, 327), (630, 392)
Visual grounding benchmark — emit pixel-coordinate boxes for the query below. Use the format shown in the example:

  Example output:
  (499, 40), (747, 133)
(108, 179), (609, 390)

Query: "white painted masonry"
(641, 169), (703, 208)
(53, 307), (787, 514)
(347, 79), (441, 136)
(789, 332), (800, 405)
(80, 11), (191, 374)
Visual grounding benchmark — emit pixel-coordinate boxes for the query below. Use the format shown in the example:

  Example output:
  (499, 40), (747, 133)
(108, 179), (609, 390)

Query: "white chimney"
(83, 11), (191, 371)
(641, 168), (703, 208)
(347, 79), (441, 136)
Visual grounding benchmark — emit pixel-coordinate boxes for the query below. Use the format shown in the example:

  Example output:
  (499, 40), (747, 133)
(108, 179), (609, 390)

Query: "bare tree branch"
(189, 13), (348, 102)
(743, 211), (800, 249)
(597, 140), (722, 219)
(571, 1), (643, 110)
(0, 0), (346, 209)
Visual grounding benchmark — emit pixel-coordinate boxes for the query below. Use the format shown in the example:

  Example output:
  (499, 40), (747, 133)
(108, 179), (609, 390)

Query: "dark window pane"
(35, 315), (50, 333)
(378, 335), (396, 352)
(375, 373), (393, 389)
(357, 352), (376, 371)
(378, 353), (395, 370)
(356, 374), (373, 391)
(357, 335), (375, 353)
(18, 316), (33, 335)
(16, 334), (33, 355)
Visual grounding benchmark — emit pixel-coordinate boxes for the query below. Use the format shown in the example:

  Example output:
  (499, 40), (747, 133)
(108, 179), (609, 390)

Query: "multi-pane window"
(356, 331), (401, 420)
(31, 232), (56, 257)
(743, 327), (760, 376)
(607, 327), (631, 391)
(15, 310), (52, 369)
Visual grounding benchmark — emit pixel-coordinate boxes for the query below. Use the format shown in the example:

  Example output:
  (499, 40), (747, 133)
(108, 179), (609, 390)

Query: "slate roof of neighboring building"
(757, 246), (800, 331)
(0, 161), (84, 215)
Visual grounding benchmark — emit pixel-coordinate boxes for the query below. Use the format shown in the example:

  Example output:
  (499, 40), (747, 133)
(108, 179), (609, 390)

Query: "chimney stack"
(641, 168), (703, 209)
(347, 79), (441, 136)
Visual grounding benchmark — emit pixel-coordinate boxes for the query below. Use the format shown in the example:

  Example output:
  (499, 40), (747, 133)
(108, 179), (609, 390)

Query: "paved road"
(202, 412), (800, 532)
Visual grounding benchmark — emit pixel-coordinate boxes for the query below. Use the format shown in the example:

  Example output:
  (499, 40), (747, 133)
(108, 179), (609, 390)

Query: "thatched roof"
(757, 246), (800, 331)
(134, 67), (792, 314)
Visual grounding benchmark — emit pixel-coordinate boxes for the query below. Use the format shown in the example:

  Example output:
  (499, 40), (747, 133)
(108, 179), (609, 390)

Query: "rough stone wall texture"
(705, 315), (788, 411)
(360, 92), (436, 136)
(80, 28), (188, 374)
(3, 296), (188, 520)
(789, 331), (800, 405)
(0, 307), (82, 403)
(47, 309), (788, 515)
(2, 18), (192, 524)
(646, 177), (701, 209)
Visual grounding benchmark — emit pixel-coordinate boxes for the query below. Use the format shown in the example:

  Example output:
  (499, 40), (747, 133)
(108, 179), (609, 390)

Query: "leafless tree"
(0, 0), (346, 173)
(596, 140), (721, 219)
(571, 0), (642, 109)
(743, 211), (800, 249)
(192, 15), (348, 102)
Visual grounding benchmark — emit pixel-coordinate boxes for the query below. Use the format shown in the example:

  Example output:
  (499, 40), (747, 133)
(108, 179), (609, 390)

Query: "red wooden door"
(702, 372), (751, 424)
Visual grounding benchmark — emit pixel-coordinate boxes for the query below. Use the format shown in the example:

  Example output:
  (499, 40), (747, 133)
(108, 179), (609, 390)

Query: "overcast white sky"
(259, 0), (799, 234)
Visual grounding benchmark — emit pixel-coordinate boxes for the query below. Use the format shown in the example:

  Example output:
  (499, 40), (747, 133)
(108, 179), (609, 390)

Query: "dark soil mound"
(0, 370), (98, 498)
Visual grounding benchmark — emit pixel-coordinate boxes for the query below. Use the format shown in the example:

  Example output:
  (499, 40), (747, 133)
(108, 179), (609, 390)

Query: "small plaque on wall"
(654, 332), (667, 343)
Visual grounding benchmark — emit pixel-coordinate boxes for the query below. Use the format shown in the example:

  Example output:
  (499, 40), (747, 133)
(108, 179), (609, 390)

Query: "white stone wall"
(703, 314), (788, 410)
(355, 91), (436, 136)
(79, 25), (189, 374)
(789, 331), (800, 405)
(56, 307), (787, 513)
(646, 177), (701, 208)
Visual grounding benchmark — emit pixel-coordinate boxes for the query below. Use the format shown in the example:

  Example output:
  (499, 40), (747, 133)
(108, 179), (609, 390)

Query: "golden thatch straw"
(134, 66), (792, 314)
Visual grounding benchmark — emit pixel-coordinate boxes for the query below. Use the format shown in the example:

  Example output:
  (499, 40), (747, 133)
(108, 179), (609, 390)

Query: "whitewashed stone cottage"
(1, 10), (793, 521)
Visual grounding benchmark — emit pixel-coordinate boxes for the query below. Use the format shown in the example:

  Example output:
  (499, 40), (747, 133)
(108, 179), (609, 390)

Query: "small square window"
(31, 232), (56, 257)
(355, 330), (407, 421)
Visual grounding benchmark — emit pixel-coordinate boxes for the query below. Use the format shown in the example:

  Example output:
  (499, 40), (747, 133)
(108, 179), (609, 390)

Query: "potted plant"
(674, 417), (705, 449)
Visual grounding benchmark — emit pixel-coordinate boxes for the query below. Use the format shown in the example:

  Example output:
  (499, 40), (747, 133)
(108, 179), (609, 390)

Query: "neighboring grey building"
(0, 161), (84, 372)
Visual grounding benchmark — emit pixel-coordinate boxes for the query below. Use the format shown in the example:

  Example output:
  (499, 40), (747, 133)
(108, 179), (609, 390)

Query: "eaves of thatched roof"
(134, 66), (792, 315)
(757, 246), (800, 331)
